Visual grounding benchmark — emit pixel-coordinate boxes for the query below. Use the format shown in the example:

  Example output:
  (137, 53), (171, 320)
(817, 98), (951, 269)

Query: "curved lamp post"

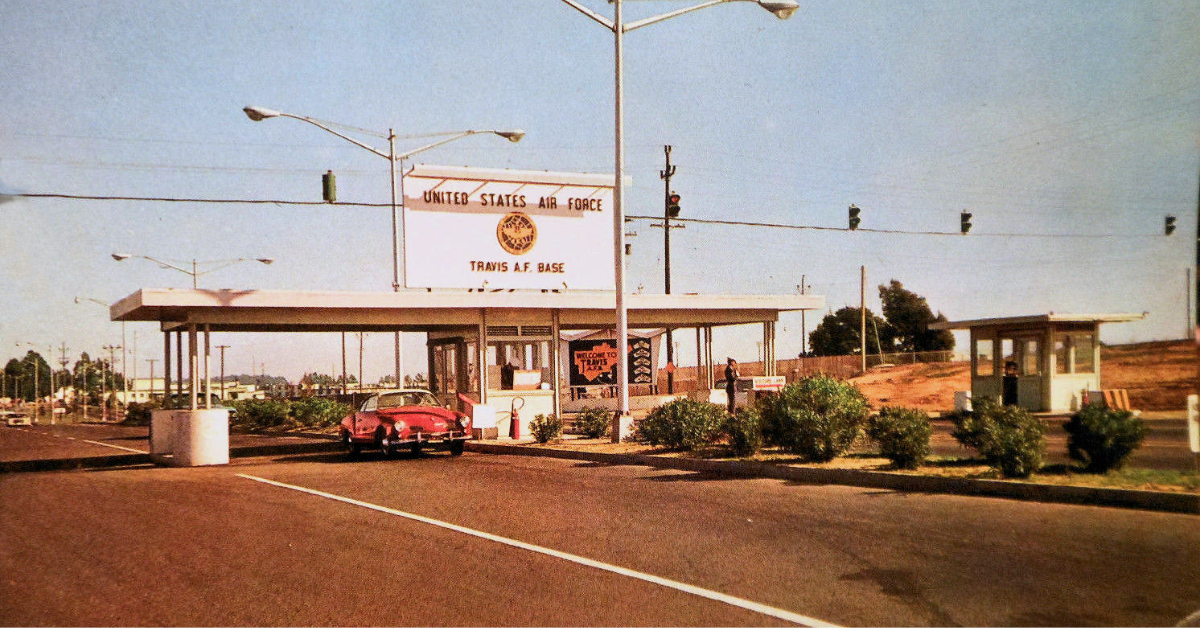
(111, 254), (273, 289)
(242, 105), (523, 384)
(558, 0), (797, 439)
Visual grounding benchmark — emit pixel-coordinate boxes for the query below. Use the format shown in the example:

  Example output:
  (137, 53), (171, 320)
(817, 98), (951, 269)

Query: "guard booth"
(929, 313), (1145, 412)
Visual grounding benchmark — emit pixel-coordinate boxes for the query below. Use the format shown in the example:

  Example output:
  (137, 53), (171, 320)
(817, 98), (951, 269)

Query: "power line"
(13, 192), (388, 208)
(625, 214), (1165, 239)
(9, 192), (1173, 239)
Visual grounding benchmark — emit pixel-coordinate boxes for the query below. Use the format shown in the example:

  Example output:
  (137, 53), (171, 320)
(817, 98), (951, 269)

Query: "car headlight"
(393, 420), (405, 433)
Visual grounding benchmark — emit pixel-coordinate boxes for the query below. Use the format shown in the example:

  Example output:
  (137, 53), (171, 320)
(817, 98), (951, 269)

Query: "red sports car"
(339, 389), (471, 457)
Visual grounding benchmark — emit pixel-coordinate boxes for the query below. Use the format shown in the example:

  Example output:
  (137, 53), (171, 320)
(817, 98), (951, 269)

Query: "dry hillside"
(846, 339), (1196, 412)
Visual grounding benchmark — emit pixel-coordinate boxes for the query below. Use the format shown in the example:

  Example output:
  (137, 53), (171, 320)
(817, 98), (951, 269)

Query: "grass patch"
(513, 438), (1200, 493)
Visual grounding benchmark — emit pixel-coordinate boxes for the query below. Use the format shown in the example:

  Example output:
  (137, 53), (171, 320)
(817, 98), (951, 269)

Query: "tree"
(808, 307), (894, 356)
(877, 280), (955, 352)
(6, 352), (52, 401)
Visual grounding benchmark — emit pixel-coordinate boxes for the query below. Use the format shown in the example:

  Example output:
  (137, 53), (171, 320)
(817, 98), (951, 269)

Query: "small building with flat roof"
(929, 313), (1145, 412)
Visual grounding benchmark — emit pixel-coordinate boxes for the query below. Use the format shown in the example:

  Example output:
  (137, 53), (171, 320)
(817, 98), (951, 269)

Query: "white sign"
(403, 165), (619, 291)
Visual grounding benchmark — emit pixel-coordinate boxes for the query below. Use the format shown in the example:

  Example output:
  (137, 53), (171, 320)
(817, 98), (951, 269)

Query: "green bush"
(760, 376), (871, 462)
(951, 398), (1046, 478)
(122, 401), (158, 426)
(232, 399), (292, 430)
(574, 406), (611, 439)
(867, 406), (932, 469)
(979, 407), (1046, 478)
(1063, 404), (1148, 473)
(290, 397), (352, 429)
(947, 397), (995, 451)
(723, 406), (764, 457)
(529, 413), (563, 444)
(635, 398), (726, 450)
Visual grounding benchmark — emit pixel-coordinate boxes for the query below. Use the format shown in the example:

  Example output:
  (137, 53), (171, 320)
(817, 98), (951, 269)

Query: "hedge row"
(630, 376), (1149, 479)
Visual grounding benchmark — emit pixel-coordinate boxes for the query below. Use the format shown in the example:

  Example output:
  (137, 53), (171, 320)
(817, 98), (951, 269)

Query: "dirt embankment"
(847, 339), (1196, 412)
(1100, 340), (1196, 411)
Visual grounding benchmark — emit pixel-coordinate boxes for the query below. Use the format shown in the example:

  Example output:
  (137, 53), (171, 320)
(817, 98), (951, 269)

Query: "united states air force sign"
(403, 165), (619, 291)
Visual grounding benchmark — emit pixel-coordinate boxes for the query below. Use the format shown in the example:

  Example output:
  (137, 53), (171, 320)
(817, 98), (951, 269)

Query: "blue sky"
(1, 0), (1197, 382)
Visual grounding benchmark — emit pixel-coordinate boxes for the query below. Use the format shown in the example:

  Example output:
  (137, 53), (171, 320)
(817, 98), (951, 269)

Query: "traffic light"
(322, 170), (337, 203)
(960, 210), (973, 234)
(848, 204), (861, 230)
(1165, 215), (1176, 236)
(667, 191), (681, 218)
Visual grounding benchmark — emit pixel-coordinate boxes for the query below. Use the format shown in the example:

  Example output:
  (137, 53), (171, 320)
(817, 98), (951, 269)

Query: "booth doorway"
(430, 339), (476, 406)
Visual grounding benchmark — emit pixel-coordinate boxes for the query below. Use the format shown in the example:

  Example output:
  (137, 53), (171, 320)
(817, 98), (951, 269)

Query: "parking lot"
(2, 423), (1199, 626)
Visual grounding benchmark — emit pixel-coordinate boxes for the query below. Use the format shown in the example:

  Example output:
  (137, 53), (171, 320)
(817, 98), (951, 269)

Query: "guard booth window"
(1021, 339), (1040, 375)
(1052, 333), (1096, 374)
(974, 339), (994, 377)
(1072, 333), (1095, 373)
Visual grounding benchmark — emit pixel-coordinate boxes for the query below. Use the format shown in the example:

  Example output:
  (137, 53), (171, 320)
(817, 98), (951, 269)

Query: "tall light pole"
(110, 254), (273, 289)
(557, 0), (798, 440)
(242, 106), (523, 386)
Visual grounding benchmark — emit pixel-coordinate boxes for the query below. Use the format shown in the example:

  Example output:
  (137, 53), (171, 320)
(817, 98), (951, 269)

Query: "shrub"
(290, 397), (352, 429)
(232, 399), (292, 430)
(723, 406), (764, 457)
(123, 401), (157, 426)
(867, 406), (932, 469)
(574, 406), (611, 439)
(635, 398), (726, 450)
(529, 413), (563, 444)
(1063, 404), (1148, 473)
(951, 398), (1046, 478)
(978, 406), (1046, 478)
(760, 376), (871, 462)
(947, 397), (996, 451)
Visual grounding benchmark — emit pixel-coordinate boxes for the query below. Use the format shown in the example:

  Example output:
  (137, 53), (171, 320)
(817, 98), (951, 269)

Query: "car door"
(355, 395), (379, 436)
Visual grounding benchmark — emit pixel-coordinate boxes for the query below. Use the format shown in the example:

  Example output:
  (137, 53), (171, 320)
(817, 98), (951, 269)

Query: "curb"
(466, 442), (1200, 515)
(0, 440), (344, 474)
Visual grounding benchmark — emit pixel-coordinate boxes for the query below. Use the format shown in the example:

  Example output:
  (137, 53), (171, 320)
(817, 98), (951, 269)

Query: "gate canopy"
(111, 289), (825, 332)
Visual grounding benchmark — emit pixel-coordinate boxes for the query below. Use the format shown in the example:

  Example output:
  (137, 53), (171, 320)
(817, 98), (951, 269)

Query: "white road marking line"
(238, 473), (837, 627)
(82, 439), (148, 454)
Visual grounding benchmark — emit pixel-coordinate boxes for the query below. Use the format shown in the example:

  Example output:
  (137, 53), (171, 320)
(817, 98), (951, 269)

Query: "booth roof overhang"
(111, 289), (827, 333)
(928, 312), (1146, 331)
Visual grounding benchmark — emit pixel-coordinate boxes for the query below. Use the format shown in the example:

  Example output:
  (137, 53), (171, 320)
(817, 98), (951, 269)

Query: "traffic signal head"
(848, 204), (861, 230)
(960, 210), (973, 234)
(1165, 215), (1176, 236)
(667, 192), (681, 218)
(322, 170), (337, 203)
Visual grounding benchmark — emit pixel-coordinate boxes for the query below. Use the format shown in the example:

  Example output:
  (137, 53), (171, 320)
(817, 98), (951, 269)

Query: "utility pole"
(860, 265), (867, 373)
(216, 345), (230, 400)
(799, 275), (809, 355)
(146, 359), (158, 402)
(102, 344), (121, 421)
(660, 144), (677, 394)
(1188, 268), (1193, 340)
(341, 332), (348, 395)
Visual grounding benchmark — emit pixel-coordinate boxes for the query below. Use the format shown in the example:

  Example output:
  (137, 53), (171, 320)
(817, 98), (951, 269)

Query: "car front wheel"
(343, 431), (361, 458)
(376, 429), (393, 458)
(449, 440), (465, 456)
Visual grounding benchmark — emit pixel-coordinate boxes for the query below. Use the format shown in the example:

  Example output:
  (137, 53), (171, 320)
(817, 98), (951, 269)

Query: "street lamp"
(111, 254), (274, 289)
(558, 0), (797, 439)
(242, 105), (524, 384)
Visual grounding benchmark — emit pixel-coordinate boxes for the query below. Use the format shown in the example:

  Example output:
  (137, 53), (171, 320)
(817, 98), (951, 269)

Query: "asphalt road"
(1, 426), (1198, 626)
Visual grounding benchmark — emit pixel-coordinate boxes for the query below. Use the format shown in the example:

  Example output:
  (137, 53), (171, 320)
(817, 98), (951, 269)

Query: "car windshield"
(376, 391), (439, 409)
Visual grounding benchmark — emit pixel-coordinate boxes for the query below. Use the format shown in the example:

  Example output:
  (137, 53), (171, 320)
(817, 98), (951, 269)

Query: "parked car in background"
(2, 411), (32, 427)
(164, 393), (237, 419)
(339, 389), (471, 457)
